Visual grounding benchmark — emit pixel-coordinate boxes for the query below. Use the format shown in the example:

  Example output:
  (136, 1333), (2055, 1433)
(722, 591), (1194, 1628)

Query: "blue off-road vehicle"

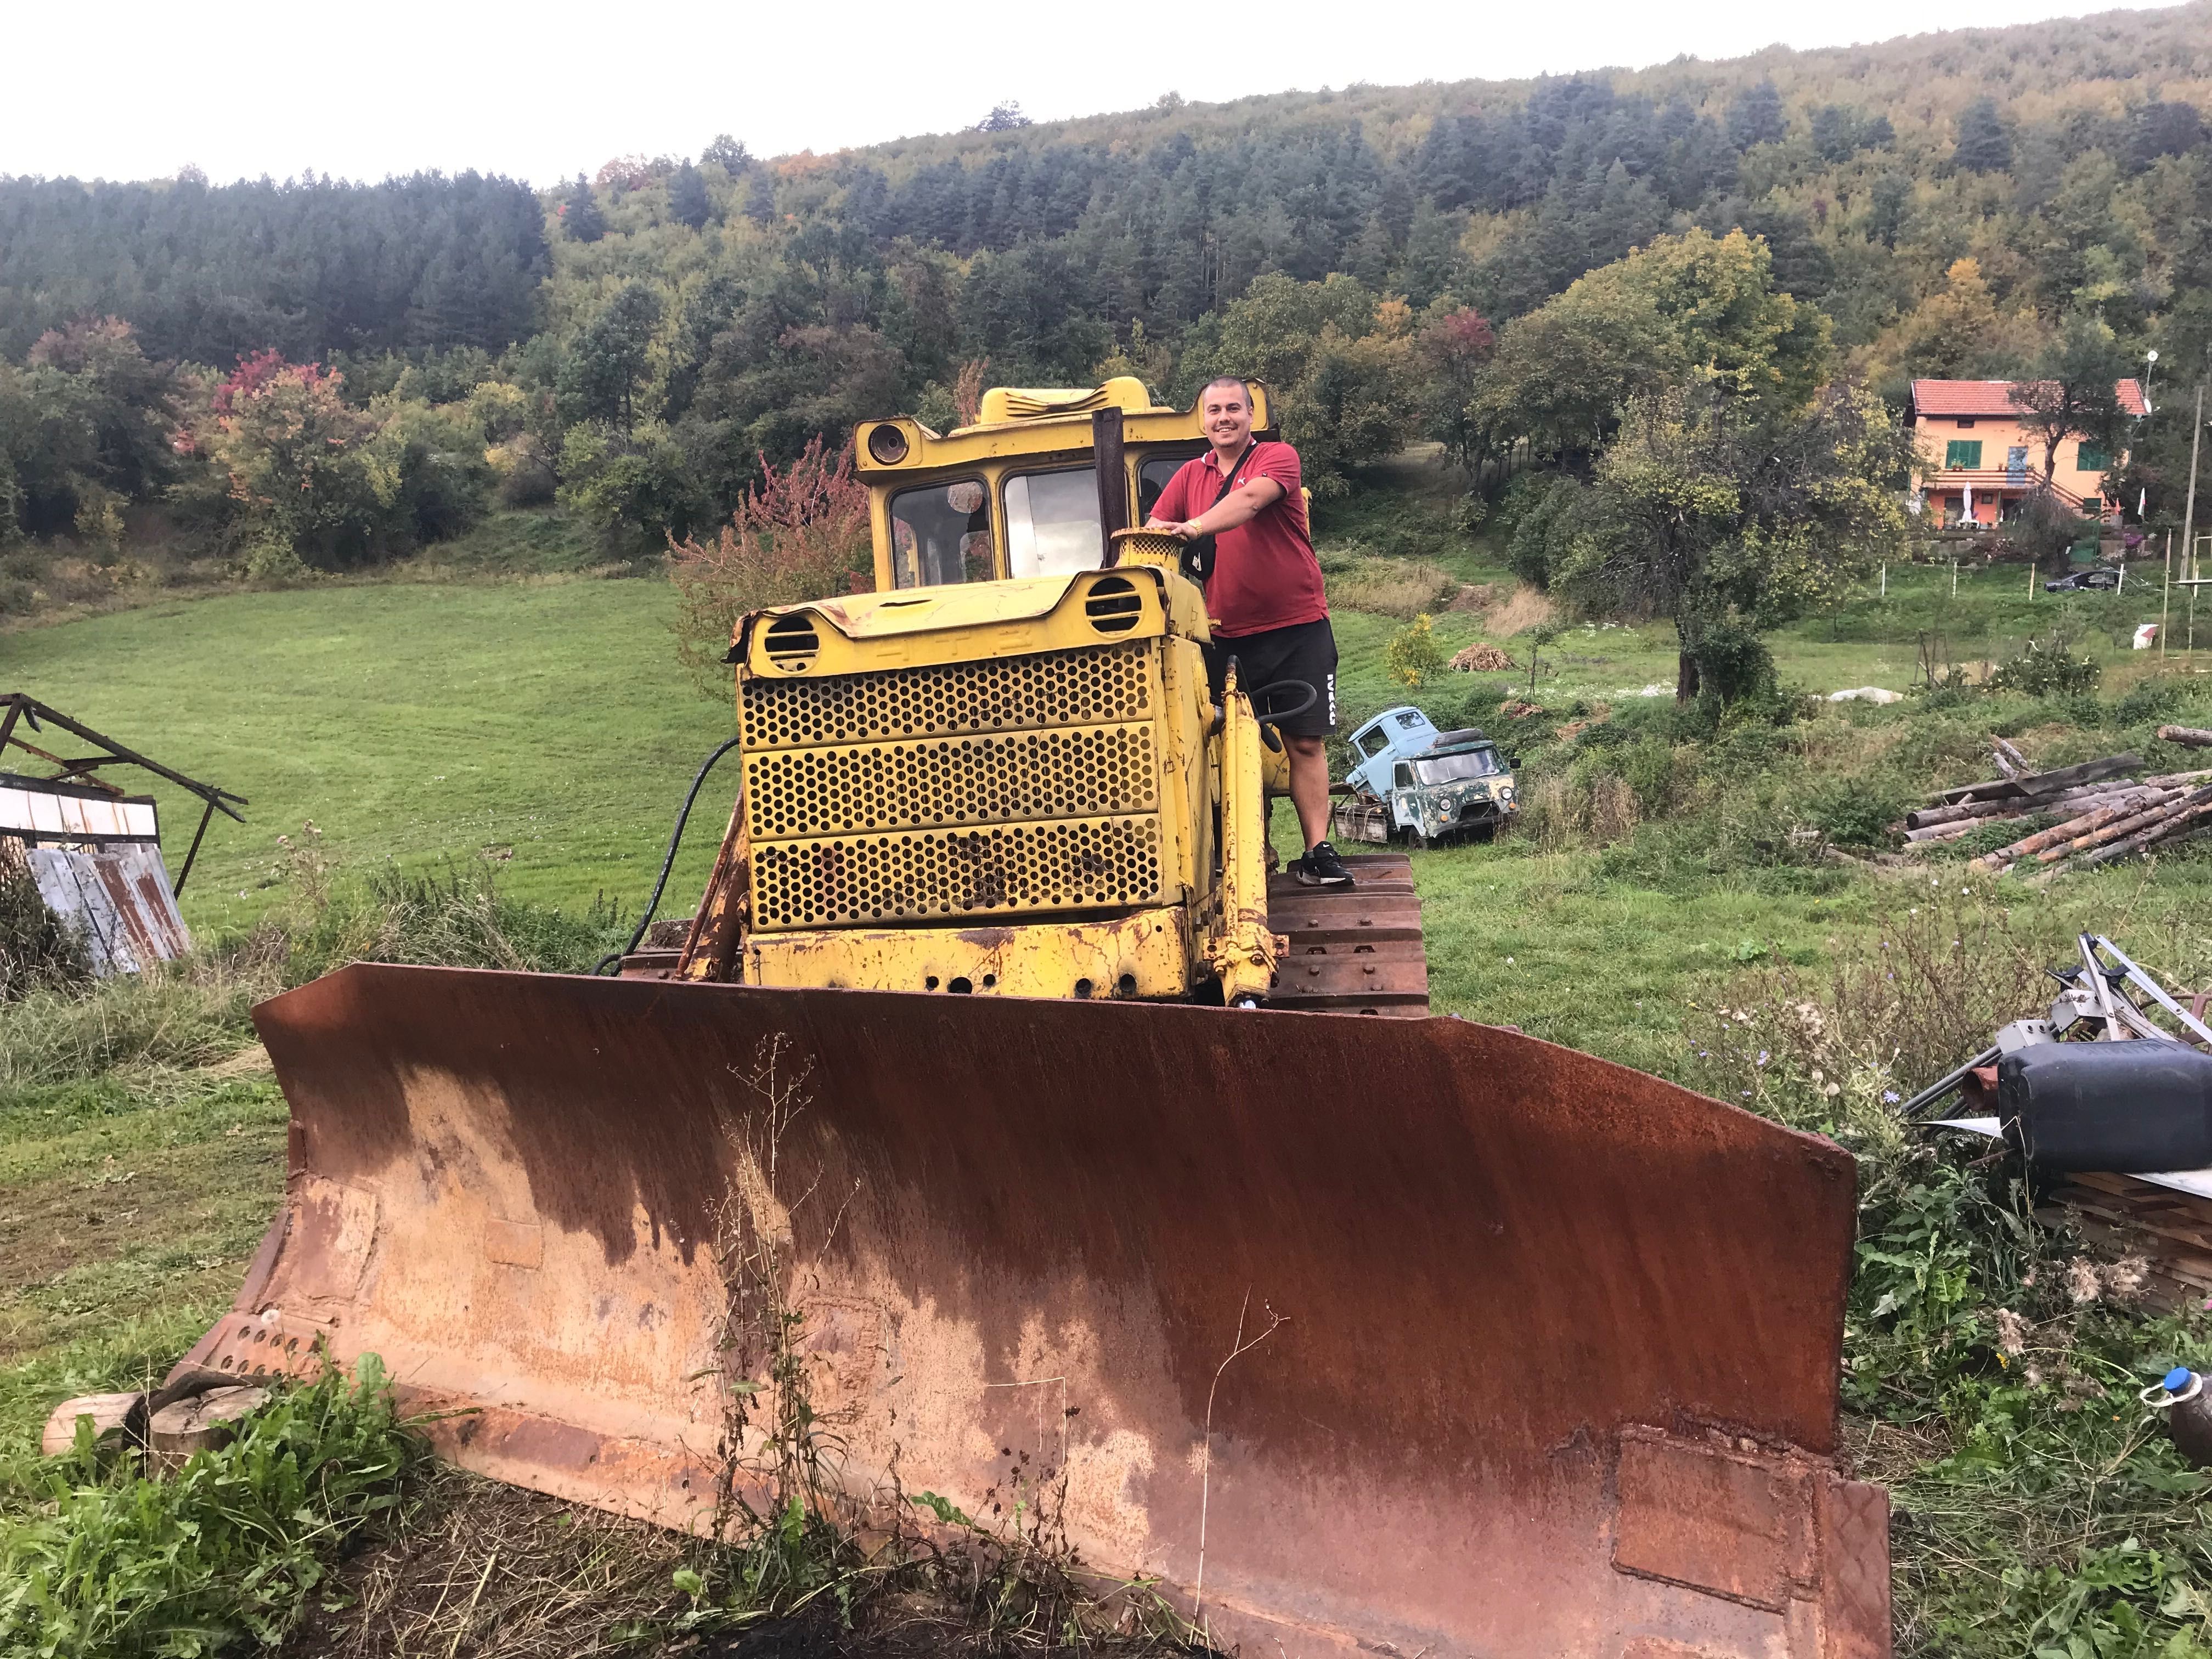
(1330, 705), (1520, 849)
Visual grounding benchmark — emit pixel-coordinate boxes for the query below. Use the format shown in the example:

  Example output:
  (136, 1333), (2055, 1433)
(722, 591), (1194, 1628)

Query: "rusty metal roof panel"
(25, 843), (191, 974)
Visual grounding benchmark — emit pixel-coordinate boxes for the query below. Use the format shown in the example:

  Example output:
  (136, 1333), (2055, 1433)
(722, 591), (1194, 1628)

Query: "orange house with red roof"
(1906, 379), (2147, 528)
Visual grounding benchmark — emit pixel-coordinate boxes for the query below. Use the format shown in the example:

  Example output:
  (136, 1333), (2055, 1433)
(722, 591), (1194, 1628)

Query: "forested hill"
(2, 2), (2209, 570)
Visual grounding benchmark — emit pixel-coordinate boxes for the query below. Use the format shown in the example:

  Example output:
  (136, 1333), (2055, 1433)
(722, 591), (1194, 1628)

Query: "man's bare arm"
(1161, 477), (1285, 540)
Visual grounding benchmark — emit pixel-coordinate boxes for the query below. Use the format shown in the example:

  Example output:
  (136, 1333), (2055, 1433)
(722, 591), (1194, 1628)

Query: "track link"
(1264, 851), (1431, 1017)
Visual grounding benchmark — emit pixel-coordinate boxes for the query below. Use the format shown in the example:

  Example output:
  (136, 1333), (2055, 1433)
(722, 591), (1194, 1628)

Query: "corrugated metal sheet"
(25, 843), (191, 974)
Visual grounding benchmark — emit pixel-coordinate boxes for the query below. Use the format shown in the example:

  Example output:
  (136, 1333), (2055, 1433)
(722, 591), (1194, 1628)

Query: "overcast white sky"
(3, 0), (2138, 188)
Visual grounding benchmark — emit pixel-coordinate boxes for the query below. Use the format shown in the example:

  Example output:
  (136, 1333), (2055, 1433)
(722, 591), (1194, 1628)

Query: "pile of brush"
(1897, 737), (2212, 879)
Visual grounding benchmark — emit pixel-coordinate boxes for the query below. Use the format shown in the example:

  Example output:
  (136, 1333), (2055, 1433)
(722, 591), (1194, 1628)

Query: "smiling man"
(1144, 375), (1351, 888)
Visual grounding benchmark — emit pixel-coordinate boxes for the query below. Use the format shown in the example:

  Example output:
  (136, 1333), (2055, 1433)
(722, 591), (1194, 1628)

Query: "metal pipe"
(2092, 935), (2212, 1046)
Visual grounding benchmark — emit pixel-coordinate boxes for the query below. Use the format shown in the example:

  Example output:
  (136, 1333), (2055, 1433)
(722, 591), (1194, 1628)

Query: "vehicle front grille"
(751, 816), (1164, 930)
(738, 641), (1164, 930)
(740, 640), (1152, 750)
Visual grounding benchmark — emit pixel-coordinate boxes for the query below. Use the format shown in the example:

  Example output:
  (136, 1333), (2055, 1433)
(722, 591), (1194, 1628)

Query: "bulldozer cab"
(853, 376), (1272, 590)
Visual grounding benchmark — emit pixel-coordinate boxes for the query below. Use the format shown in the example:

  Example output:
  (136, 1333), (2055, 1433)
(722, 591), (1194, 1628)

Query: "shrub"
(1988, 631), (2100, 697)
(669, 437), (871, 691)
(0, 854), (91, 1001)
(1385, 613), (1446, 688)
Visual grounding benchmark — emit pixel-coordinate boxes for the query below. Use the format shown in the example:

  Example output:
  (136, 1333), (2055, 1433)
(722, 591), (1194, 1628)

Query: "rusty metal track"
(1265, 851), (1430, 1016)
(189, 965), (1883, 1657)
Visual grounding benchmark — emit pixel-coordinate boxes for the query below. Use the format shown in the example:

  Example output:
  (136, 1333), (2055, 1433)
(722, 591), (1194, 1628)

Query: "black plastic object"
(1998, 1040), (2212, 1171)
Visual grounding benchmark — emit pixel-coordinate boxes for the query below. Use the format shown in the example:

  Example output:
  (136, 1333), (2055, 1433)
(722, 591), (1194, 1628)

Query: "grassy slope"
(4, 576), (733, 939)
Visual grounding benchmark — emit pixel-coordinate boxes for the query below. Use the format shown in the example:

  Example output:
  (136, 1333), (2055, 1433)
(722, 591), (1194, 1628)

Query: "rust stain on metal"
(194, 964), (1882, 1657)
(21, 844), (192, 974)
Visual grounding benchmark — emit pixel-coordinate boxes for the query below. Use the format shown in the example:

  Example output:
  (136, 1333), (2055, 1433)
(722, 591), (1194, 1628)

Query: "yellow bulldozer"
(176, 380), (1891, 1657)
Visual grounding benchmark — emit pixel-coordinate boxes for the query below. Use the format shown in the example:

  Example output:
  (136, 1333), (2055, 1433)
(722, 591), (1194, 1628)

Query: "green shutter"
(1945, 439), (1983, 470)
(2076, 443), (2111, 472)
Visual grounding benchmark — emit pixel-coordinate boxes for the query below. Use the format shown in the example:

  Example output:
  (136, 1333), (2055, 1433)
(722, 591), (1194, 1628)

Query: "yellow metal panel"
(743, 909), (1190, 1000)
(855, 381), (1272, 479)
(742, 569), (1175, 678)
(976, 377), (1160, 425)
(741, 639), (1157, 752)
(751, 813), (1164, 932)
(1208, 665), (1277, 1003)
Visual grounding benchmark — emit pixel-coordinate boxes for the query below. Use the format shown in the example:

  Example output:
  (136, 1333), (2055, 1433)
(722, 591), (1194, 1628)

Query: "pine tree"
(744, 173), (777, 227)
(667, 162), (712, 230)
(701, 134), (751, 172)
(563, 174), (607, 242)
(1726, 81), (1786, 149)
(1953, 99), (2012, 173)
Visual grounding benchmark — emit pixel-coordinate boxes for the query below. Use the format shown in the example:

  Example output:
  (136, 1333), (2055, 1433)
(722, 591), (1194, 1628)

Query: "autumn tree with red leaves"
(668, 436), (872, 690)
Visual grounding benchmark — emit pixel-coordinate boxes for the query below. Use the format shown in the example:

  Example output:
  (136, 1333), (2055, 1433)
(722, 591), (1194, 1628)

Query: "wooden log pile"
(1893, 747), (2212, 876)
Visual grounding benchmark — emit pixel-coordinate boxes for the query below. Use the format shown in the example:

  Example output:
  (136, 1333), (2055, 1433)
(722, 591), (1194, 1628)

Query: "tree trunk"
(1676, 650), (1701, 703)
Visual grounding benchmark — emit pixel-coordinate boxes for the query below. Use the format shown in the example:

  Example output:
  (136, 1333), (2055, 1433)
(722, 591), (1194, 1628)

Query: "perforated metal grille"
(740, 641), (1153, 751)
(746, 724), (1156, 840)
(752, 816), (1162, 929)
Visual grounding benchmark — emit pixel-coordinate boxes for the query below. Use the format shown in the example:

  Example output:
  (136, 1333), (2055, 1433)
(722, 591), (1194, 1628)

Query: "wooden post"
(1951, 560), (1958, 597)
(2182, 382), (2204, 602)
(1880, 562), (1887, 597)
(172, 797), (218, 896)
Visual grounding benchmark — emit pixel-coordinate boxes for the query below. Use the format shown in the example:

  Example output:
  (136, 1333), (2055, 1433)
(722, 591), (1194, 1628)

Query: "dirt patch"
(291, 1466), (689, 1658)
(1487, 586), (1557, 636)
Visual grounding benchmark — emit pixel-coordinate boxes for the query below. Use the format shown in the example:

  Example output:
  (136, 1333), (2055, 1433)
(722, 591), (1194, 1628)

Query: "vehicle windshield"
(1413, 749), (1503, 784)
(891, 478), (992, 589)
(1004, 468), (1102, 579)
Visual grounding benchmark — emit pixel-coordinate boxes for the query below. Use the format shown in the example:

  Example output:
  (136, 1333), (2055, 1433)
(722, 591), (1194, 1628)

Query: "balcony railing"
(1918, 470), (2094, 512)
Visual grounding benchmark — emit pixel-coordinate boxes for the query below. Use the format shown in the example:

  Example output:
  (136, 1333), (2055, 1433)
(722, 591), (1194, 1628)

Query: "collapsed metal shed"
(0, 693), (245, 978)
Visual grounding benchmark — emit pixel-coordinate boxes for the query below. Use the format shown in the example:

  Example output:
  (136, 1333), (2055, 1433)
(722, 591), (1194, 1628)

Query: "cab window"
(1004, 467), (1102, 579)
(1393, 763), (1414, 789)
(890, 478), (992, 589)
(1138, 446), (1206, 521)
(1395, 710), (1427, 731)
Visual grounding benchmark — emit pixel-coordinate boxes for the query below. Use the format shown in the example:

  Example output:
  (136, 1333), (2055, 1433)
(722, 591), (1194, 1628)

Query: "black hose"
(592, 734), (746, 975)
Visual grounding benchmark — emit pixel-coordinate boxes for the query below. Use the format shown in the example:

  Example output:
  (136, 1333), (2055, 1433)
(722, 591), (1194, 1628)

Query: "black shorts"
(1202, 618), (1339, 737)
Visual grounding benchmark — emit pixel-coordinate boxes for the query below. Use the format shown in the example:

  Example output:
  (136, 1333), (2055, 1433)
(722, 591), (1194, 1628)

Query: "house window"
(1956, 417), (1977, 429)
(2076, 443), (2112, 472)
(1945, 440), (1983, 470)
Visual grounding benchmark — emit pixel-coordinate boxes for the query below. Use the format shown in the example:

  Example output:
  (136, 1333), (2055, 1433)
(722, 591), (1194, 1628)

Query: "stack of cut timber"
(1894, 750), (2212, 874)
(2040, 1171), (2212, 1315)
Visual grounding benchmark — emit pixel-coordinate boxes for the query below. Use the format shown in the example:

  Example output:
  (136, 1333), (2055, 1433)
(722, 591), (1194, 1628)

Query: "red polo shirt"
(1151, 441), (1328, 638)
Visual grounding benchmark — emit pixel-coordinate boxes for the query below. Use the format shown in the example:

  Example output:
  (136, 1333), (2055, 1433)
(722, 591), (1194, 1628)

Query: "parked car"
(2044, 568), (2123, 592)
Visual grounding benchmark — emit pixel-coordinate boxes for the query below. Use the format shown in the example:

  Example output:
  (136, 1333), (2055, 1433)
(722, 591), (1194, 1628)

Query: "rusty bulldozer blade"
(188, 964), (1887, 1658)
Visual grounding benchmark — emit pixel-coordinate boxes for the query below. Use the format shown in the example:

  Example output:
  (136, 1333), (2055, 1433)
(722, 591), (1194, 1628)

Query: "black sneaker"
(1289, 840), (1355, 888)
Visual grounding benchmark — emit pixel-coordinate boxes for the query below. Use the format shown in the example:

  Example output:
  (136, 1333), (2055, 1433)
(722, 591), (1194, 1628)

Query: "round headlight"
(865, 423), (909, 465)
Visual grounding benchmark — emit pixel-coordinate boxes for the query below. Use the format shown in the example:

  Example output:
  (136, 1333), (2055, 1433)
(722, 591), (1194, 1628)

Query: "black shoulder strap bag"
(1181, 440), (1257, 586)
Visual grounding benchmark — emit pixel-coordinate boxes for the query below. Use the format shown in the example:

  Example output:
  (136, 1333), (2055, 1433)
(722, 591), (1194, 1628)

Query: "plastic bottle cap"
(2164, 1367), (2194, 1392)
